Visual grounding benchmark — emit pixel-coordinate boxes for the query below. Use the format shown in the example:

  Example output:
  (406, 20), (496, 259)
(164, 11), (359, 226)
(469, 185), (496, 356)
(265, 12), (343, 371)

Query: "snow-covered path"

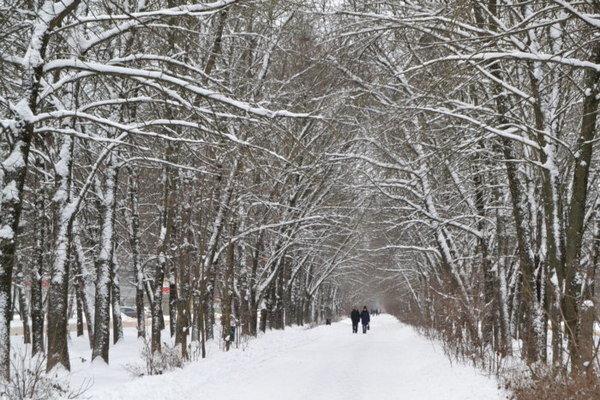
(88, 315), (505, 400)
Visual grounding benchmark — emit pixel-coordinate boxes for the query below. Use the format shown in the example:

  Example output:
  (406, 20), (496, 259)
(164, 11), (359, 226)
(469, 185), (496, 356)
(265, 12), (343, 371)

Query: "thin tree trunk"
(75, 281), (84, 337)
(16, 268), (30, 344)
(202, 161), (239, 341)
(127, 167), (145, 338)
(74, 228), (94, 347)
(31, 187), (46, 355)
(175, 202), (194, 358)
(221, 227), (235, 351)
(152, 142), (178, 354)
(73, 239), (85, 339)
(168, 267), (177, 338)
(111, 253), (123, 344)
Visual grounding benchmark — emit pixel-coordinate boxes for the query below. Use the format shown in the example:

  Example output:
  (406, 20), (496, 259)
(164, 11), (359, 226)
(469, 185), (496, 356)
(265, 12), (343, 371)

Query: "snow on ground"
(60, 314), (505, 400)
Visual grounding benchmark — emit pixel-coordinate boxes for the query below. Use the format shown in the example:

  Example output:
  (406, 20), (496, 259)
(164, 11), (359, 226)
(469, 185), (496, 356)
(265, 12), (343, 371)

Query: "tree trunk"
(31, 189), (46, 355)
(152, 142), (178, 354)
(16, 270), (30, 344)
(75, 282), (84, 337)
(495, 210), (512, 355)
(92, 156), (118, 363)
(562, 39), (600, 370)
(74, 229), (94, 347)
(0, 100), (35, 380)
(497, 123), (540, 363)
(111, 254), (123, 344)
(168, 269), (177, 338)
(202, 161), (238, 340)
(127, 167), (146, 338)
(46, 134), (76, 372)
(221, 229), (235, 351)
(175, 196), (195, 359)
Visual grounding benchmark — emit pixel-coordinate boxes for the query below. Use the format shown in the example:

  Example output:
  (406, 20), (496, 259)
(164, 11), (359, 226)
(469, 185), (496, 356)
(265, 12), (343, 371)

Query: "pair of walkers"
(350, 306), (370, 334)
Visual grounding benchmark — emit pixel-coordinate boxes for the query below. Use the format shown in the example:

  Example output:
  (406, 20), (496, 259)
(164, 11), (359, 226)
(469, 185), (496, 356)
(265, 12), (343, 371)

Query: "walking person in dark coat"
(350, 308), (360, 333)
(360, 306), (370, 334)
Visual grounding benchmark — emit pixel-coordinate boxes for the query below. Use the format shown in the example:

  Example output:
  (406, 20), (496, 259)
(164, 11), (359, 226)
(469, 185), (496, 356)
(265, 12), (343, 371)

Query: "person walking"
(360, 306), (370, 334)
(350, 307), (360, 333)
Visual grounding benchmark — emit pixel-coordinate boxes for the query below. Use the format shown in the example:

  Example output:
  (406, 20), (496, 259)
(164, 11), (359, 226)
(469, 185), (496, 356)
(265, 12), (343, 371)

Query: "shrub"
(506, 365), (600, 400)
(0, 352), (88, 400)
(125, 339), (185, 377)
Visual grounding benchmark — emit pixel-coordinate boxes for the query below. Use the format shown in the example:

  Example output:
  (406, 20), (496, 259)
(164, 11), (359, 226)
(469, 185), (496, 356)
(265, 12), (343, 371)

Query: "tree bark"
(127, 167), (146, 338)
(152, 142), (178, 354)
(175, 203), (193, 359)
(92, 155), (118, 363)
(562, 39), (600, 370)
(31, 186), (46, 355)
(74, 228), (94, 347)
(47, 134), (76, 372)
(111, 254), (124, 344)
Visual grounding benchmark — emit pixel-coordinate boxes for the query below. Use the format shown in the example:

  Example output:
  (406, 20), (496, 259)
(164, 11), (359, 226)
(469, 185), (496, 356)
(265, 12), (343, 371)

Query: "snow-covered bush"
(0, 352), (88, 400)
(505, 364), (600, 399)
(125, 339), (185, 377)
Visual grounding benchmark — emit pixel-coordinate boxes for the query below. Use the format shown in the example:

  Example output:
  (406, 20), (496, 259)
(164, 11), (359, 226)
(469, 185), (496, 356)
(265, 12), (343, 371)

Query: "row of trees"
(3, 0), (599, 385)
(333, 0), (600, 373)
(0, 0), (362, 380)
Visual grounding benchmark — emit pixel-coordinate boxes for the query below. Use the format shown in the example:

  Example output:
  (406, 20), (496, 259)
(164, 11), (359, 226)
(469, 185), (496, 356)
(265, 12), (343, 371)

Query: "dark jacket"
(360, 310), (370, 325)
(350, 309), (360, 323)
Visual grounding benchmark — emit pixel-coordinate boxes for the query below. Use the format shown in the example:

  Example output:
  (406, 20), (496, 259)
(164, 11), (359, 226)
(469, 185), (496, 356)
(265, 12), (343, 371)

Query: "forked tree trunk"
(202, 161), (238, 341)
(152, 142), (178, 354)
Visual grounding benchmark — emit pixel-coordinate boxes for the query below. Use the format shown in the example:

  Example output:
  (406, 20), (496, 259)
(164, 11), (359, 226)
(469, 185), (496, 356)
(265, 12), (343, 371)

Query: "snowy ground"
(54, 314), (506, 400)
